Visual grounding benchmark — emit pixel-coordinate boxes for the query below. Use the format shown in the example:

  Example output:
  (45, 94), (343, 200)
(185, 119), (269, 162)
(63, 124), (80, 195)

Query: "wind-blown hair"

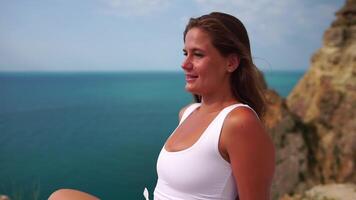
(183, 12), (266, 119)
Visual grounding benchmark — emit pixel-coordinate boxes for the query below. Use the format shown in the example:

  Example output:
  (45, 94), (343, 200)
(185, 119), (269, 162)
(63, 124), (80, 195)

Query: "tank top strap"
(218, 103), (259, 122)
(208, 103), (259, 156)
(179, 103), (201, 125)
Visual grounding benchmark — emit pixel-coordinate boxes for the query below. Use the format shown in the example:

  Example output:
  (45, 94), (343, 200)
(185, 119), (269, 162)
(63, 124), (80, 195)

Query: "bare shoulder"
(221, 106), (275, 199)
(225, 106), (261, 130)
(220, 104), (274, 160)
(178, 103), (195, 121)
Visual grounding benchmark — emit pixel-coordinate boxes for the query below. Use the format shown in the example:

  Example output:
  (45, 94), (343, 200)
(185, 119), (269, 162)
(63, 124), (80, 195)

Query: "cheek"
(198, 63), (223, 81)
(197, 69), (218, 89)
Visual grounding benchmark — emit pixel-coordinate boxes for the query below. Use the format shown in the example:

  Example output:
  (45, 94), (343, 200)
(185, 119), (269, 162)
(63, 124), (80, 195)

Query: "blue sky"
(0, 0), (344, 72)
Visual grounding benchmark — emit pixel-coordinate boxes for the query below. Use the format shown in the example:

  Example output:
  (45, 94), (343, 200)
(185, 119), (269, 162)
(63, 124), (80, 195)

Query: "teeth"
(186, 74), (198, 80)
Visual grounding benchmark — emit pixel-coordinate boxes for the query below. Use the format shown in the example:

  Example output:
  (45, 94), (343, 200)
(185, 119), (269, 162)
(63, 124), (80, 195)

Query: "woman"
(154, 12), (275, 200)
(49, 12), (275, 200)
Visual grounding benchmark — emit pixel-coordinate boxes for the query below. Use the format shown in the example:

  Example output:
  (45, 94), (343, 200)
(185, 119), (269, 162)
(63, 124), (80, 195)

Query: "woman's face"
(182, 28), (231, 96)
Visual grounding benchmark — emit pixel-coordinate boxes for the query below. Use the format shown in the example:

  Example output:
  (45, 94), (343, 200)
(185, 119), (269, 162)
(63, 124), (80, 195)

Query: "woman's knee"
(48, 189), (99, 200)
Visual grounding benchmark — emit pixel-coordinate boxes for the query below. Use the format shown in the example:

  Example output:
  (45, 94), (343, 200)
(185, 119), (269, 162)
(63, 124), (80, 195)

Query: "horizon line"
(0, 69), (307, 73)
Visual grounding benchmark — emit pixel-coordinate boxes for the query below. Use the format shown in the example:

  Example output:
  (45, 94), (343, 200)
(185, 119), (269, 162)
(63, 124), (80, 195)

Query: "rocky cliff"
(264, 0), (356, 199)
(264, 90), (311, 199)
(286, 0), (356, 184)
(280, 184), (356, 200)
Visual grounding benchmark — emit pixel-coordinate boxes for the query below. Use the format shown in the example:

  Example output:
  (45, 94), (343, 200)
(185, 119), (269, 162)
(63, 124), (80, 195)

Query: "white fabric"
(154, 103), (258, 200)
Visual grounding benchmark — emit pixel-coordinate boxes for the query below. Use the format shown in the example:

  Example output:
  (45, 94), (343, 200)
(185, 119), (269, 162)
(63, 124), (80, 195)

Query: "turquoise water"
(0, 71), (304, 199)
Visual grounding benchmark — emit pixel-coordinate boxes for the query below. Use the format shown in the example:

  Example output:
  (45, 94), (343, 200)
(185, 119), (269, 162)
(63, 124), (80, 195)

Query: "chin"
(185, 84), (201, 95)
(185, 84), (194, 92)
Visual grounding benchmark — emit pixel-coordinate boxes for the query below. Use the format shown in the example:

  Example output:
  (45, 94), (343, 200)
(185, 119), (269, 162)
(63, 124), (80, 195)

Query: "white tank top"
(154, 103), (258, 200)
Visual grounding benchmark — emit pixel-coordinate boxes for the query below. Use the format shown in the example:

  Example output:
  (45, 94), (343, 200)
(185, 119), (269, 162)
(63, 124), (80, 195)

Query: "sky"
(0, 0), (345, 72)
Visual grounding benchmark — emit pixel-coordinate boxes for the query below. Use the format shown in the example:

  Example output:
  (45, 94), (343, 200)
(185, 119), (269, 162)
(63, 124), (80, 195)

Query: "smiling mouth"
(186, 74), (198, 81)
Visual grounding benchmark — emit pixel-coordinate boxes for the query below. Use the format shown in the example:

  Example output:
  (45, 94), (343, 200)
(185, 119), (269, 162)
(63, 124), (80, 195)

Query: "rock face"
(263, 1), (356, 199)
(279, 183), (356, 200)
(264, 90), (310, 199)
(286, 0), (356, 185)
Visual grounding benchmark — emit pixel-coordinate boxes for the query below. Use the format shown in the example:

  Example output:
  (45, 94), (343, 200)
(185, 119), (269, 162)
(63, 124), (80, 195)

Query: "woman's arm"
(221, 107), (275, 200)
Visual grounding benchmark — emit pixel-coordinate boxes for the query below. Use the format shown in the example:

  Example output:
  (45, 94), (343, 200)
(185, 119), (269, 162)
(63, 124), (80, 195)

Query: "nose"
(181, 56), (193, 70)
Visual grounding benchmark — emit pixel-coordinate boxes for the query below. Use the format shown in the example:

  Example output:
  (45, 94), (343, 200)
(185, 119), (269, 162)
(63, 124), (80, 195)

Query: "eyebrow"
(182, 48), (205, 52)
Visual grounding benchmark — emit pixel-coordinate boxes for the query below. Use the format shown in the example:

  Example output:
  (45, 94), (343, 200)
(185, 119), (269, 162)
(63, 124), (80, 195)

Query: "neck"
(198, 85), (239, 114)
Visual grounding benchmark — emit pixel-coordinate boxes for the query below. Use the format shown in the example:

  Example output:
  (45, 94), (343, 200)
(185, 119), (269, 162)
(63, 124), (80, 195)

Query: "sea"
(0, 71), (304, 200)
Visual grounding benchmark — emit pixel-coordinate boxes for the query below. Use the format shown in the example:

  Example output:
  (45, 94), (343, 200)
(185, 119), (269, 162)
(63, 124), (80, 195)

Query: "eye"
(194, 52), (204, 57)
(182, 49), (188, 56)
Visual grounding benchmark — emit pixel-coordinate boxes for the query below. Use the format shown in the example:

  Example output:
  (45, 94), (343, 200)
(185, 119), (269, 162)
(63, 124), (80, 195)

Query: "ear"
(226, 54), (240, 72)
